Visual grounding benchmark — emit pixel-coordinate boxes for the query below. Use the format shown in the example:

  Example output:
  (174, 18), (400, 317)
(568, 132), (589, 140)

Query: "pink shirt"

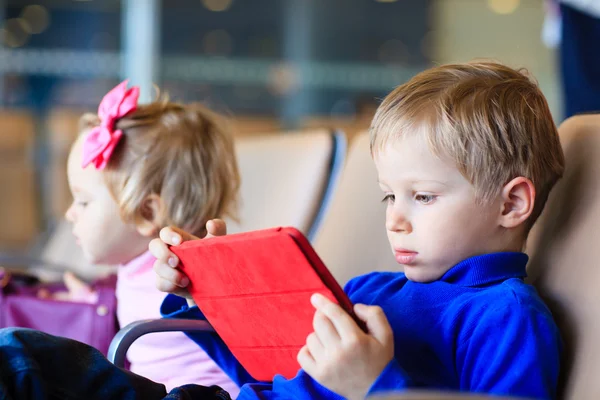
(116, 251), (239, 396)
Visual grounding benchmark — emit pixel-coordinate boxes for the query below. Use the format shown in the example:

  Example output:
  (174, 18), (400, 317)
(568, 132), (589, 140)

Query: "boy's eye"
(415, 194), (436, 205)
(76, 201), (89, 208)
(381, 194), (395, 204)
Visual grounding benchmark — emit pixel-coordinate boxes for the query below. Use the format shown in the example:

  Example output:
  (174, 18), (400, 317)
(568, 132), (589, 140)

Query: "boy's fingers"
(158, 227), (199, 247)
(153, 260), (189, 288)
(169, 226), (201, 243)
(354, 304), (394, 345)
(297, 345), (317, 373)
(159, 227), (180, 246)
(205, 219), (227, 239)
(313, 310), (341, 347)
(155, 276), (190, 298)
(149, 238), (177, 265)
(155, 275), (176, 293)
(306, 332), (325, 357)
(311, 294), (358, 337)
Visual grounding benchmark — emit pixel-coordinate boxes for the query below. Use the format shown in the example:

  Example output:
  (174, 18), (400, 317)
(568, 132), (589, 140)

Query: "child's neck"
(118, 237), (153, 266)
(490, 227), (527, 254)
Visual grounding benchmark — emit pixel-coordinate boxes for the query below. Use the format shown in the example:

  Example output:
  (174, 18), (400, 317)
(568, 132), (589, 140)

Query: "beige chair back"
(0, 110), (39, 250)
(228, 115), (281, 136)
(227, 129), (344, 237)
(527, 114), (600, 399)
(312, 132), (398, 286)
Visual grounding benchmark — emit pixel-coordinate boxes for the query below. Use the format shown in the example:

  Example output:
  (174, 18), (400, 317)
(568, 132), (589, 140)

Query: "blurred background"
(0, 0), (564, 253)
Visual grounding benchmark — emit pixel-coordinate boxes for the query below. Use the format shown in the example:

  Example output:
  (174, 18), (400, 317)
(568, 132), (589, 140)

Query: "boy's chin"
(403, 265), (448, 283)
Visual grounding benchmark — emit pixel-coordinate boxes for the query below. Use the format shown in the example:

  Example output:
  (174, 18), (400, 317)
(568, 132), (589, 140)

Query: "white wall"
(429, 0), (561, 120)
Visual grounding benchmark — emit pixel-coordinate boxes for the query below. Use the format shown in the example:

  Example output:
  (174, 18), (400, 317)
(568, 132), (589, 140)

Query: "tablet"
(170, 226), (364, 381)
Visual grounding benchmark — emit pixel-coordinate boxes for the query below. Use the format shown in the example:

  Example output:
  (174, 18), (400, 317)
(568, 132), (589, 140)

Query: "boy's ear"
(498, 177), (535, 229)
(136, 194), (165, 237)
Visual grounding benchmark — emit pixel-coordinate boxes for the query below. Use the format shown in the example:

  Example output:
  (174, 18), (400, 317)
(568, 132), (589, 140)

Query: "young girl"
(61, 81), (240, 395)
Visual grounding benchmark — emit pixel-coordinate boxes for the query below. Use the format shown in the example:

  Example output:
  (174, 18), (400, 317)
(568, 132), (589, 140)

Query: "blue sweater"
(161, 252), (561, 399)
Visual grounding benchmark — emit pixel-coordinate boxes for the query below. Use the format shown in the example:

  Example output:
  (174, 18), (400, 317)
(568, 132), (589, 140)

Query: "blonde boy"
(154, 62), (564, 399)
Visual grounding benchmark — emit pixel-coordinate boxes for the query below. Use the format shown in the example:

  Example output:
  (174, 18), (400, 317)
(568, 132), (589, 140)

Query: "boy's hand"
(297, 294), (394, 400)
(150, 219), (227, 301)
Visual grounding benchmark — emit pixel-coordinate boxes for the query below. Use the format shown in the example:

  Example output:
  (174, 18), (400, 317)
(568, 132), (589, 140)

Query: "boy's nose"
(386, 207), (412, 234)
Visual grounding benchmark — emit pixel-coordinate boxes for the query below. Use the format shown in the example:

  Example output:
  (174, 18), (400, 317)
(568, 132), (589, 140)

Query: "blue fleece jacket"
(161, 252), (561, 399)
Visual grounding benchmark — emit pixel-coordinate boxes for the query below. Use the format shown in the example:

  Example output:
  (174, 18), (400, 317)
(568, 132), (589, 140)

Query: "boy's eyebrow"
(414, 179), (450, 187)
(377, 179), (450, 187)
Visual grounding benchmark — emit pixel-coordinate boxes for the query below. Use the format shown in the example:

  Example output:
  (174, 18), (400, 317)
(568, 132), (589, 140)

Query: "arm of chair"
(0, 253), (73, 271)
(107, 318), (215, 368)
(0, 253), (78, 284)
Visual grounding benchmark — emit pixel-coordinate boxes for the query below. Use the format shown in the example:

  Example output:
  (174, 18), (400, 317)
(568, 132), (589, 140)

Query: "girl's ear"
(136, 194), (165, 237)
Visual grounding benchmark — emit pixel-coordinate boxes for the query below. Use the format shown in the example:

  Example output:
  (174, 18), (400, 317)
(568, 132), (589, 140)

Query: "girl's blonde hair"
(79, 96), (240, 236)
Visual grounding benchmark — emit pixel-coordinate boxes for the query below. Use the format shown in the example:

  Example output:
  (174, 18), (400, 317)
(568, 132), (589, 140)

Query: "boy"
(153, 62), (564, 399)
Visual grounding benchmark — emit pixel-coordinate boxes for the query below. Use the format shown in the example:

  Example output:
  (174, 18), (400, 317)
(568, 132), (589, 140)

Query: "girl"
(62, 81), (240, 396)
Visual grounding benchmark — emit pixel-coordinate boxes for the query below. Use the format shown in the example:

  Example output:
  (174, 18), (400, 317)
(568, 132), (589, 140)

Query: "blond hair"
(370, 61), (565, 230)
(79, 96), (240, 236)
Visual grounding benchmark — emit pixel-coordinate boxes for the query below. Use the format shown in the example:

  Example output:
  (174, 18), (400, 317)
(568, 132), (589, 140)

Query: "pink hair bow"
(81, 80), (140, 169)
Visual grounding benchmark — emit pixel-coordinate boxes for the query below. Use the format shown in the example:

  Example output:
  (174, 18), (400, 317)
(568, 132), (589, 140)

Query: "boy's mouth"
(394, 249), (418, 265)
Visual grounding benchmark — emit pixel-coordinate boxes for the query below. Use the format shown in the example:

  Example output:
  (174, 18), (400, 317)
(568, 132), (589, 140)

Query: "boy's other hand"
(151, 219), (227, 301)
(297, 293), (394, 400)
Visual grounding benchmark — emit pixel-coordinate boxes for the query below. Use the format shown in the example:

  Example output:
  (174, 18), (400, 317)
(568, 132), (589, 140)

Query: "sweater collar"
(439, 252), (528, 287)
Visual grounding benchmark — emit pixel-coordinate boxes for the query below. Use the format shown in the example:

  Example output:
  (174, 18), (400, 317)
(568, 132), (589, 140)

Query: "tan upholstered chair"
(302, 116), (371, 145)
(228, 115), (281, 136)
(227, 129), (346, 239)
(526, 113), (600, 400)
(313, 131), (398, 286)
(0, 110), (39, 250)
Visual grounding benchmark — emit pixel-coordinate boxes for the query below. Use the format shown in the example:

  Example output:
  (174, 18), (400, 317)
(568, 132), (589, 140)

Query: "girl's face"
(65, 136), (151, 265)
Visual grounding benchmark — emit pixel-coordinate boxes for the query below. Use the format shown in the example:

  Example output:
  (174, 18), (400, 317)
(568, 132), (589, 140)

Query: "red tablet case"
(170, 227), (362, 381)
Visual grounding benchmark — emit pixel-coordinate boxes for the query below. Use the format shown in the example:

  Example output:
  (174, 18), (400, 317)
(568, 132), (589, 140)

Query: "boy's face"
(64, 137), (151, 265)
(374, 134), (505, 283)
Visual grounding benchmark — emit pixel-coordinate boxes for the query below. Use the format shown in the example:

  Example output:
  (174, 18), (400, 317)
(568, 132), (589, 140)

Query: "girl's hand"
(38, 271), (98, 303)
